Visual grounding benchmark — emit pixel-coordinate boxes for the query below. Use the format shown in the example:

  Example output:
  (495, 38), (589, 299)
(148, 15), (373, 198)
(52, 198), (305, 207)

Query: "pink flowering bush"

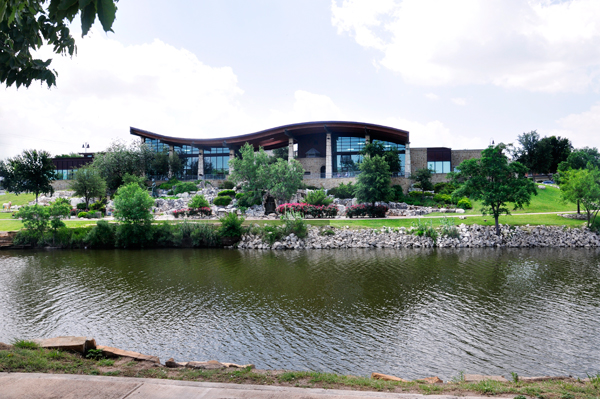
(276, 203), (338, 218)
(173, 207), (212, 218)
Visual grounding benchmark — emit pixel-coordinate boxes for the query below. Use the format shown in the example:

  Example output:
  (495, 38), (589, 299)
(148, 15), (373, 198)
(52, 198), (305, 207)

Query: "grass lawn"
(428, 185), (576, 216)
(0, 219), (98, 232)
(0, 192), (36, 206)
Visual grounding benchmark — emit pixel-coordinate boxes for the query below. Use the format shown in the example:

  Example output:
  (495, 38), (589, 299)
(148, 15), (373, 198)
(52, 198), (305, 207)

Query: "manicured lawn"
(331, 214), (585, 229)
(0, 192), (36, 206)
(0, 219), (98, 232)
(428, 185), (576, 216)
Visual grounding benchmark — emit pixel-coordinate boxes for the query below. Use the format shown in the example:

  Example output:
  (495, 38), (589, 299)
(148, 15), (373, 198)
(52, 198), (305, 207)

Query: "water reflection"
(0, 248), (599, 379)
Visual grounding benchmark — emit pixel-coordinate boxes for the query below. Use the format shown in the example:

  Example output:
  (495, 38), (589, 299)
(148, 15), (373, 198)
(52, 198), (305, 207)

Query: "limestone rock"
(33, 336), (96, 354)
(186, 360), (227, 370)
(222, 362), (255, 369)
(455, 208), (466, 214)
(371, 372), (409, 382)
(96, 345), (160, 363)
(165, 358), (187, 368)
(419, 376), (443, 384)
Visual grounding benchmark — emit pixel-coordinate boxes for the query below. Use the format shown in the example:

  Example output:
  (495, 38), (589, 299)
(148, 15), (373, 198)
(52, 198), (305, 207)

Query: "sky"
(2, 0), (600, 159)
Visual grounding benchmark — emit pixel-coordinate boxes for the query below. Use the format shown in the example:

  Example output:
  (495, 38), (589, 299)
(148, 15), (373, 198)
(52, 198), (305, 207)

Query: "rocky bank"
(238, 224), (600, 250)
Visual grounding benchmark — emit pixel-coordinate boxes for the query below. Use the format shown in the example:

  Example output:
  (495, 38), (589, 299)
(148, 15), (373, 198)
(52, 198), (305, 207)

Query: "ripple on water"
(1, 247), (600, 379)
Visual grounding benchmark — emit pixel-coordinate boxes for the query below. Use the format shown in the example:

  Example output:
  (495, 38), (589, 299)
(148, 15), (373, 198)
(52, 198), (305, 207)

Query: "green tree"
(558, 147), (600, 172)
(360, 140), (401, 172)
(230, 143), (304, 204)
(0, 149), (56, 203)
(113, 182), (154, 225)
(169, 151), (184, 178)
(122, 173), (146, 189)
(539, 136), (572, 174)
(559, 167), (600, 228)
(410, 168), (434, 191)
(1, 0), (118, 88)
(13, 199), (69, 245)
(91, 140), (153, 192)
(70, 164), (107, 208)
(513, 130), (541, 174)
(272, 146), (289, 161)
(149, 150), (170, 178)
(355, 155), (391, 206)
(453, 143), (537, 235)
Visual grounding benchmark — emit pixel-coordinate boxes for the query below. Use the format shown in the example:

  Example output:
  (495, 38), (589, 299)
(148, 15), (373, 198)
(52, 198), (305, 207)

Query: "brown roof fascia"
(130, 121), (409, 149)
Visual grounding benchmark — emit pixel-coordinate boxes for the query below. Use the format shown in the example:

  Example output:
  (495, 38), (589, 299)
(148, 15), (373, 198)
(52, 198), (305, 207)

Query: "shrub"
(76, 202), (87, 210)
(113, 183), (154, 224)
(440, 217), (460, 239)
(434, 182), (455, 194)
(276, 203), (338, 218)
(167, 190), (174, 195)
(433, 193), (452, 204)
(189, 194), (210, 209)
(328, 182), (355, 199)
(191, 223), (221, 247)
(89, 198), (107, 214)
(236, 192), (262, 207)
(411, 219), (438, 242)
(85, 220), (116, 248)
(78, 211), (88, 218)
(160, 178), (181, 190)
(213, 195), (232, 206)
(457, 197), (473, 210)
(187, 207), (212, 217)
(303, 189), (333, 206)
(219, 180), (235, 190)
(390, 185), (405, 202)
(219, 212), (245, 238)
(346, 204), (388, 218)
(218, 189), (236, 197)
(115, 223), (153, 248)
(173, 182), (198, 194)
(280, 211), (308, 239)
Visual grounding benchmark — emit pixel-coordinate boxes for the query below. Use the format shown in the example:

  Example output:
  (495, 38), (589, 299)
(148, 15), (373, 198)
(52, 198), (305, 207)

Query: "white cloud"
(424, 93), (439, 101)
(451, 98), (467, 106)
(551, 103), (600, 148)
(265, 90), (346, 127)
(0, 30), (250, 159)
(331, 0), (600, 92)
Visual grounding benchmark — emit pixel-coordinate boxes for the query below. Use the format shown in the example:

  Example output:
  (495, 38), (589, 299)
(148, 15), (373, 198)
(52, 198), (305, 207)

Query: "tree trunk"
(35, 192), (38, 204)
(577, 200), (580, 215)
(495, 215), (500, 236)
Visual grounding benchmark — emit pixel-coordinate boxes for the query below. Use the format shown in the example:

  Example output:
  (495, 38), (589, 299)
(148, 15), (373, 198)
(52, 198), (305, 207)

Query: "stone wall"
(452, 149), (483, 167)
(409, 148), (428, 171)
(298, 157), (326, 178)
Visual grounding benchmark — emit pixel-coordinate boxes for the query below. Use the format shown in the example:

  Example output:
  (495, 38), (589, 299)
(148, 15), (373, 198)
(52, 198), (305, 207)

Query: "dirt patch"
(0, 342), (14, 350)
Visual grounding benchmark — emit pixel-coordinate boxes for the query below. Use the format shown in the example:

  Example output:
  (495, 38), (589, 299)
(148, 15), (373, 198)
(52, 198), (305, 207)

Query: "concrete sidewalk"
(0, 373), (479, 399)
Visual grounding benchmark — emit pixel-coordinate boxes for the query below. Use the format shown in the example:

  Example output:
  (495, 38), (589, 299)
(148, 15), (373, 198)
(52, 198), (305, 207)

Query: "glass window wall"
(427, 161), (451, 174)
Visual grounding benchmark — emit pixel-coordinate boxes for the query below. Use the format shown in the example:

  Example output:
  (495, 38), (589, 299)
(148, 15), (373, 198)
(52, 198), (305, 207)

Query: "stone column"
(404, 143), (411, 177)
(326, 133), (332, 178)
(228, 149), (235, 175)
(168, 145), (174, 178)
(288, 138), (294, 163)
(198, 149), (204, 180)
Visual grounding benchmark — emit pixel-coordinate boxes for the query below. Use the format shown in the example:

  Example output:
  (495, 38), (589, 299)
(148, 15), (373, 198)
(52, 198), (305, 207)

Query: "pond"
(1, 248), (599, 380)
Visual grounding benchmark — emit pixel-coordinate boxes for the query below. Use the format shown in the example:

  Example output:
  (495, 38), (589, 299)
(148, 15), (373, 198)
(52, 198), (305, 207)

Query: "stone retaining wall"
(238, 224), (600, 250)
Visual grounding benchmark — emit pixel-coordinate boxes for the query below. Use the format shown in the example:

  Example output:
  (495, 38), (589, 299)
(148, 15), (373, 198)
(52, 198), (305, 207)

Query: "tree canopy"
(229, 143), (304, 204)
(354, 154), (391, 206)
(70, 164), (107, 208)
(91, 140), (153, 192)
(453, 143), (537, 235)
(513, 131), (572, 174)
(559, 167), (600, 228)
(410, 168), (434, 191)
(0, 149), (56, 202)
(1, 0), (118, 88)
(360, 140), (401, 172)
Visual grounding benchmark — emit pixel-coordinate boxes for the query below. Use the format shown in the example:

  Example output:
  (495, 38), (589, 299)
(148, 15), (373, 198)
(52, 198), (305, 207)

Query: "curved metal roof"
(130, 121), (409, 151)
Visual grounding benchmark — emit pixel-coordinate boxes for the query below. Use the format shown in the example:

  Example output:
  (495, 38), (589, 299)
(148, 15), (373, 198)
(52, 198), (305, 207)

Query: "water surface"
(1, 248), (599, 379)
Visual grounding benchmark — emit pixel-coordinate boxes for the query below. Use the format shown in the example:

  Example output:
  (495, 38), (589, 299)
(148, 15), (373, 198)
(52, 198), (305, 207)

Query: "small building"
(52, 153), (95, 180)
(130, 121), (481, 190)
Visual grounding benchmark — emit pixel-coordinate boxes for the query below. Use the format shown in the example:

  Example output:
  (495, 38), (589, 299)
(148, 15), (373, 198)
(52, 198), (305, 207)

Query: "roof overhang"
(130, 121), (409, 151)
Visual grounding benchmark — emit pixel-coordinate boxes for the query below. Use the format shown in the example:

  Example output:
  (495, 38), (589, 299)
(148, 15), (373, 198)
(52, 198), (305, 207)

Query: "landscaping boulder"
(33, 336), (96, 354)
(96, 345), (160, 363)
(371, 372), (409, 382)
(186, 360), (227, 370)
